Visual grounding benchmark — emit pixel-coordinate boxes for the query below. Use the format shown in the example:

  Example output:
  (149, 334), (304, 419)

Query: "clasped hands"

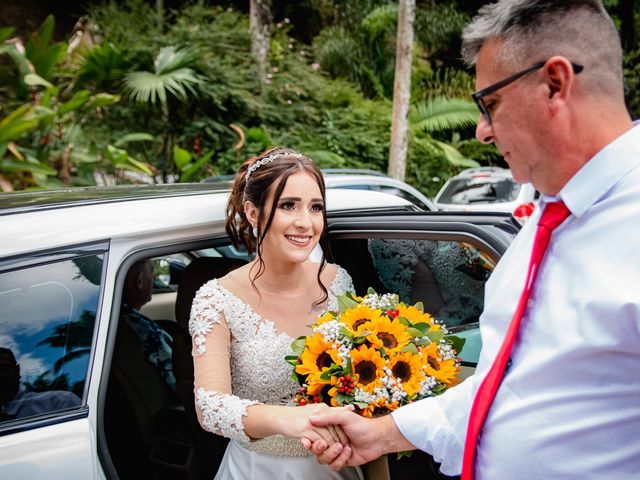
(295, 404), (388, 471)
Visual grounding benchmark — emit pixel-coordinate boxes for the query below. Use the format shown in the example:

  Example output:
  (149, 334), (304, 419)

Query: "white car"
(0, 184), (518, 478)
(434, 167), (538, 223)
(322, 169), (437, 211)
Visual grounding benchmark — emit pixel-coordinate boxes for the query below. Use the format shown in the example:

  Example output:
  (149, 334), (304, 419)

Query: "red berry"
(313, 396), (319, 403)
(299, 399), (307, 406)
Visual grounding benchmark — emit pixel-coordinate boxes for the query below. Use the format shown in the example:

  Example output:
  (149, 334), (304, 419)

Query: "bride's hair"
(226, 147), (329, 307)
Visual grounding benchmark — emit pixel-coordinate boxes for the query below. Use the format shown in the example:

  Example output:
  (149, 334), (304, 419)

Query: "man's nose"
(476, 114), (495, 144)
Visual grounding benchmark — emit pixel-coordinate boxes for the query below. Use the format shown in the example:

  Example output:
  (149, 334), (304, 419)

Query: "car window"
(438, 177), (521, 204)
(371, 185), (430, 210)
(330, 237), (495, 364)
(0, 253), (104, 424)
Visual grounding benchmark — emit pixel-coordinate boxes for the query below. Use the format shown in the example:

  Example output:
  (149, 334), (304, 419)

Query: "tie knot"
(538, 201), (571, 232)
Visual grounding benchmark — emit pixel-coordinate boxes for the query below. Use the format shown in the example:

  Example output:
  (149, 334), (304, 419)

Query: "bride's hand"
(286, 403), (349, 446)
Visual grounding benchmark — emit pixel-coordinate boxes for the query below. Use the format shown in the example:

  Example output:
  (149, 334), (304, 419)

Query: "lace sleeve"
(189, 280), (260, 445)
(328, 265), (355, 311)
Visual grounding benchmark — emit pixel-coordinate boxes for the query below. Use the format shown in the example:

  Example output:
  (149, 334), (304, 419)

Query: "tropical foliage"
(1, 0), (638, 195)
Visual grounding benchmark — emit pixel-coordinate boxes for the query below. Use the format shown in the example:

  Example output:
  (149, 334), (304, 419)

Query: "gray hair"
(462, 0), (623, 98)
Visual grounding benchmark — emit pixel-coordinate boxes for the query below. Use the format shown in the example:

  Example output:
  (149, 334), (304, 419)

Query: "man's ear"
(135, 271), (144, 292)
(244, 200), (259, 228)
(544, 56), (574, 103)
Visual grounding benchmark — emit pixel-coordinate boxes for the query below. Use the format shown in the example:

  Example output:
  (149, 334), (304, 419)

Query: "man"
(0, 348), (80, 421)
(304, 1), (640, 478)
(120, 259), (176, 392)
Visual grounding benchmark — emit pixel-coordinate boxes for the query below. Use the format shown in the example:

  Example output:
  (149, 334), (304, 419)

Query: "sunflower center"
(392, 361), (411, 382)
(427, 357), (439, 370)
(316, 352), (333, 370)
(353, 319), (369, 330)
(354, 361), (377, 385)
(378, 332), (398, 349)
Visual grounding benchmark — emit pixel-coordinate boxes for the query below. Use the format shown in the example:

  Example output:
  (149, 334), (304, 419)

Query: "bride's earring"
(252, 226), (258, 238)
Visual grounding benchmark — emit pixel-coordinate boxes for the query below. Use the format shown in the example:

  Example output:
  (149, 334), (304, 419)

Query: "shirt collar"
(541, 122), (640, 216)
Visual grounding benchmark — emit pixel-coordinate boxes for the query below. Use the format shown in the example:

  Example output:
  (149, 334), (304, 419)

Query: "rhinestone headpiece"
(245, 152), (305, 181)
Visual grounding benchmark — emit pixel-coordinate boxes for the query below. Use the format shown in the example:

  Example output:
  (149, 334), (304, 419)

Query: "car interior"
(103, 236), (494, 479)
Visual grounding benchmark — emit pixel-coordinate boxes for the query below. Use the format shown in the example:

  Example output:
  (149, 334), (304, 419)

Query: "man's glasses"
(472, 61), (584, 125)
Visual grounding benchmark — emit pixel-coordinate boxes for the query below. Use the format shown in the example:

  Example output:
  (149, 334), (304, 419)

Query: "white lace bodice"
(189, 265), (354, 451)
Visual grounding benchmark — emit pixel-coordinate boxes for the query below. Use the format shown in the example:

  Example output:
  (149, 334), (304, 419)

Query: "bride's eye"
(310, 203), (324, 213)
(279, 201), (295, 210)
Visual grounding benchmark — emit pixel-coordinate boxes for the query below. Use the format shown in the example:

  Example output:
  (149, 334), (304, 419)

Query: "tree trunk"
(388, 0), (415, 181)
(250, 0), (272, 89)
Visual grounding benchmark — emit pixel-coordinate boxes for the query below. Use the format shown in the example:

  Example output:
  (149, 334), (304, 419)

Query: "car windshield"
(438, 177), (521, 204)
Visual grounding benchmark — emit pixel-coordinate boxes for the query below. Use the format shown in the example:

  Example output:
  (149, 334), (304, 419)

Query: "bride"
(189, 147), (363, 479)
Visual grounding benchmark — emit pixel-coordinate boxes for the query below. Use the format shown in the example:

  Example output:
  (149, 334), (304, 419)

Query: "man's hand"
(301, 408), (415, 470)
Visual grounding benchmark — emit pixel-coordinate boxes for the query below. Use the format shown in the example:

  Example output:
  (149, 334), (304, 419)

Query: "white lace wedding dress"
(189, 264), (364, 480)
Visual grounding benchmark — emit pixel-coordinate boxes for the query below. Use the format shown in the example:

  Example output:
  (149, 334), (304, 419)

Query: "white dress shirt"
(392, 123), (640, 479)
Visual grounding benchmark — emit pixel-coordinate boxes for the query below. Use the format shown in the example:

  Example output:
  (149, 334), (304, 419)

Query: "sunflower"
(396, 304), (440, 332)
(340, 304), (383, 333)
(315, 311), (337, 326)
(421, 342), (460, 386)
(361, 398), (400, 418)
(388, 351), (425, 397)
(296, 333), (342, 395)
(350, 345), (385, 393)
(366, 316), (411, 352)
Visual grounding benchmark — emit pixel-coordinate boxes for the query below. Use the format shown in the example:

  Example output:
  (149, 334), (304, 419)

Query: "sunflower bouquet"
(287, 289), (465, 417)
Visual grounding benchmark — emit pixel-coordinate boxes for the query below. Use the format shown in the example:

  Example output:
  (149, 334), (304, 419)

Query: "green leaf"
(123, 156), (153, 175)
(290, 336), (307, 356)
(85, 93), (121, 110)
(285, 355), (299, 367)
(413, 302), (424, 312)
(291, 370), (300, 383)
(405, 327), (424, 339)
(400, 343), (419, 354)
(114, 132), (154, 146)
(337, 293), (358, 313)
(69, 150), (100, 164)
(367, 287), (377, 296)
(333, 392), (354, 405)
(410, 97), (478, 133)
(432, 139), (480, 168)
(179, 150), (214, 182)
(0, 105), (39, 142)
(351, 401), (369, 409)
(0, 27), (15, 44)
(23, 73), (59, 95)
(173, 145), (192, 169)
(105, 144), (128, 164)
(0, 158), (55, 175)
(58, 90), (91, 115)
(396, 450), (413, 460)
(446, 335), (466, 356)
(427, 330), (445, 343)
(413, 322), (431, 334)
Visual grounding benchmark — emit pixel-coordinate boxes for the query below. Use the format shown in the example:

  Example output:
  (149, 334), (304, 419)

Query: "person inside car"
(0, 347), (80, 421)
(120, 259), (176, 392)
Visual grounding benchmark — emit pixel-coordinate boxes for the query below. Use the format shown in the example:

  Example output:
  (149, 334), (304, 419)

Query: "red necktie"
(461, 201), (571, 480)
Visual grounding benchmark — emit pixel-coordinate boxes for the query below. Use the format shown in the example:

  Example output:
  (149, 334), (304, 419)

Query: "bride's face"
(260, 171), (325, 264)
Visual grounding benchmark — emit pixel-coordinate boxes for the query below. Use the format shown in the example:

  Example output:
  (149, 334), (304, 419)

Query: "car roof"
(1, 185), (413, 258)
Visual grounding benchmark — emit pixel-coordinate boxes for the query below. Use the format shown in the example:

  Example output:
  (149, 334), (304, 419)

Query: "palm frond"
(154, 45), (200, 75)
(410, 96), (478, 133)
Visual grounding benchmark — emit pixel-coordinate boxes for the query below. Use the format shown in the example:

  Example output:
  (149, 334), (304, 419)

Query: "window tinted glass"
(330, 238), (494, 364)
(372, 186), (429, 210)
(0, 254), (103, 423)
(438, 178), (520, 204)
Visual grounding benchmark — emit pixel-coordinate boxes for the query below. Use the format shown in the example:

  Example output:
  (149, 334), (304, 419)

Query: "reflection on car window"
(330, 238), (494, 364)
(0, 254), (103, 423)
(439, 178), (520, 204)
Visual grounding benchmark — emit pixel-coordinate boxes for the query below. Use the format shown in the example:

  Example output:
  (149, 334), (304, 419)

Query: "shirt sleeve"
(391, 374), (479, 476)
(189, 281), (259, 445)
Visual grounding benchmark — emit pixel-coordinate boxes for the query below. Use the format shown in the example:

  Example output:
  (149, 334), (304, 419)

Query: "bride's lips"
(285, 234), (312, 247)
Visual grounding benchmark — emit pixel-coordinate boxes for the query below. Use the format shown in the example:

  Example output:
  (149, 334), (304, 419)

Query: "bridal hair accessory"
(245, 151), (305, 181)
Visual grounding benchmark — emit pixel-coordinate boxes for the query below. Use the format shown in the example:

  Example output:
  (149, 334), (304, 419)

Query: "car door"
(326, 209), (519, 479)
(0, 243), (107, 479)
